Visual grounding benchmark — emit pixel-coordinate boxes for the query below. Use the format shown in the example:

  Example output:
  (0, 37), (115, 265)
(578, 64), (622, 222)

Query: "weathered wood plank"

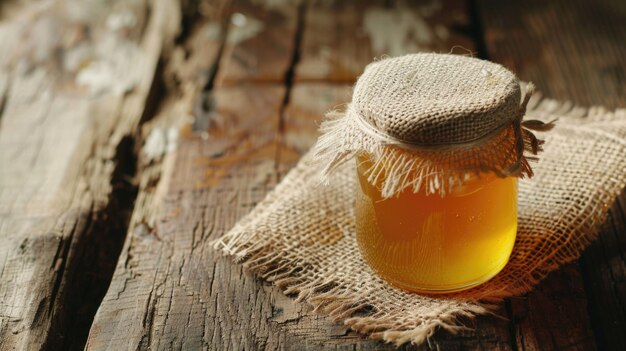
(479, 0), (626, 349)
(0, 0), (179, 349)
(296, 0), (475, 82)
(83, 9), (226, 348)
(87, 81), (288, 350)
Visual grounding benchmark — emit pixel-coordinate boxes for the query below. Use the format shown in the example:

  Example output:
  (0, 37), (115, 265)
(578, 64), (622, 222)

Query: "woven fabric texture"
(214, 97), (626, 346)
(352, 53), (520, 144)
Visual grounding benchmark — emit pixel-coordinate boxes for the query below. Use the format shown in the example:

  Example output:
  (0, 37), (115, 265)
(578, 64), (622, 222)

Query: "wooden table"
(0, 0), (624, 350)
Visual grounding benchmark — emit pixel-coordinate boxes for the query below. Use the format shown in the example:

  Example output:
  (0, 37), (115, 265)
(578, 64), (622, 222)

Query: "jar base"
(379, 255), (511, 294)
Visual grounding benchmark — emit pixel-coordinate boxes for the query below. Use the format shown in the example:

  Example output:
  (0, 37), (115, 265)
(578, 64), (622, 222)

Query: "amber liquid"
(355, 154), (517, 293)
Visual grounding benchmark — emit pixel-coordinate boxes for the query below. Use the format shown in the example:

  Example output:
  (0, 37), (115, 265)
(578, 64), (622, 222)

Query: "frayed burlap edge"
(212, 95), (626, 347)
(213, 162), (497, 346)
(313, 83), (556, 198)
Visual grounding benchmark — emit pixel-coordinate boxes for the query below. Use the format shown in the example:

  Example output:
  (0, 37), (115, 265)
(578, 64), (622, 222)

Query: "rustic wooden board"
(2, 0), (622, 349)
(507, 265), (596, 350)
(0, 0), (180, 350)
(479, 0), (625, 349)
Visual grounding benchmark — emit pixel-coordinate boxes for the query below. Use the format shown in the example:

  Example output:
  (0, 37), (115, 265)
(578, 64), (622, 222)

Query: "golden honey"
(355, 153), (517, 293)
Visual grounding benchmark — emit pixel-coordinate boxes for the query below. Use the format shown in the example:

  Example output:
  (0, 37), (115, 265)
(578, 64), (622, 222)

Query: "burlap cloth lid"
(314, 53), (552, 197)
(214, 54), (626, 346)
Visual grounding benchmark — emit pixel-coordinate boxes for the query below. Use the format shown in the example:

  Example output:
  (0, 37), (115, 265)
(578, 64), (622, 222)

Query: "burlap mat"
(214, 96), (626, 346)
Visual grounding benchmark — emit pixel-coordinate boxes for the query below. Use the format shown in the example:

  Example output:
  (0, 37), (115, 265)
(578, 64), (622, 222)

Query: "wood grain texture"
(479, 0), (625, 349)
(84, 9), (227, 348)
(296, 0), (475, 83)
(478, 0), (625, 109)
(215, 0), (298, 86)
(0, 0), (180, 350)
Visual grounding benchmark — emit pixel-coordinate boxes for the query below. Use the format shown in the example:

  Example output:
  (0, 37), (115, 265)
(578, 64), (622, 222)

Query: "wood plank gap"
(200, 17), (230, 94)
(276, 3), (305, 180)
(467, 0), (490, 59)
(0, 75), (9, 129)
(190, 10), (230, 134)
(504, 298), (521, 351)
(47, 135), (139, 351)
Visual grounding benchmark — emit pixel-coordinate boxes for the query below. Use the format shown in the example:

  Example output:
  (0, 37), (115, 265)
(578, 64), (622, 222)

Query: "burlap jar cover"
(214, 54), (626, 346)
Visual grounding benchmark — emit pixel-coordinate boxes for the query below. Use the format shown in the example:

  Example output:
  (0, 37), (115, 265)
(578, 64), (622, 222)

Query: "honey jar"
(314, 53), (550, 293)
(355, 153), (517, 292)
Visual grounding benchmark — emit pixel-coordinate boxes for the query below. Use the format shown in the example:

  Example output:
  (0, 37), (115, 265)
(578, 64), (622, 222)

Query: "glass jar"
(355, 152), (517, 293)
